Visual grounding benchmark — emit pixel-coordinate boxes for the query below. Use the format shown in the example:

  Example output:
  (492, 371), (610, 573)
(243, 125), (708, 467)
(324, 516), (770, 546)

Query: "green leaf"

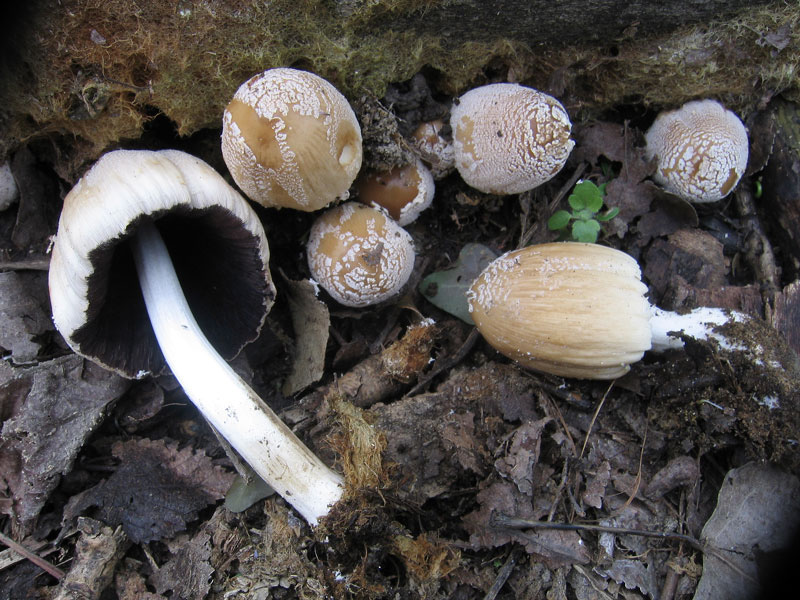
(548, 210), (572, 230)
(567, 192), (586, 211)
(572, 219), (601, 243)
(419, 243), (499, 324)
(595, 206), (620, 222)
(585, 191), (604, 213)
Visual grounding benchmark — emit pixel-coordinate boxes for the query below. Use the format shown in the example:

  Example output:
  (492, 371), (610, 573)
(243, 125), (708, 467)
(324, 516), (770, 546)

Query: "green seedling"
(547, 180), (619, 243)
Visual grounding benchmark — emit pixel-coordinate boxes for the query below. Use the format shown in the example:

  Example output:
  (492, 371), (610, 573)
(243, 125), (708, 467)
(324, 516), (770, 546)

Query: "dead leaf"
(150, 529), (213, 600)
(582, 460), (611, 509)
(694, 462), (800, 600)
(0, 356), (129, 537)
(281, 277), (330, 396)
(62, 438), (234, 544)
(0, 271), (52, 363)
(494, 418), (551, 496)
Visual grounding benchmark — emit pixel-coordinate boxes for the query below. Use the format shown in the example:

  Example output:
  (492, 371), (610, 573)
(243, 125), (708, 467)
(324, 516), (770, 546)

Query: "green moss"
(1, 1), (798, 161)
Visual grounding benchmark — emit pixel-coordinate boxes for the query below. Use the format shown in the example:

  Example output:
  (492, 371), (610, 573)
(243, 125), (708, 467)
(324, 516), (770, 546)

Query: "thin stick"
(490, 513), (757, 584)
(0, 531), (65, 580)
(482, 546), (522, 600)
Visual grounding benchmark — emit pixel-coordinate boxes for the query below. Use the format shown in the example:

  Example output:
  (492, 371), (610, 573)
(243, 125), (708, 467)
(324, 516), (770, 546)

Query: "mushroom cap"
(356, 158), (435, 226)
(645, 99), (749, 203)
(410, 119), (455, 180)
(450, 83), (574, 195)
(221, 67), (363, 212)
(49, 149), (275, 378)
(307, 202), (415, 307)
(467, 242), (652, 379)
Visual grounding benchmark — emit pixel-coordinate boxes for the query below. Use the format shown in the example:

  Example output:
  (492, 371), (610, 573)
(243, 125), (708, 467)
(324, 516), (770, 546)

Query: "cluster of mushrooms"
(48, 67), (752, 525)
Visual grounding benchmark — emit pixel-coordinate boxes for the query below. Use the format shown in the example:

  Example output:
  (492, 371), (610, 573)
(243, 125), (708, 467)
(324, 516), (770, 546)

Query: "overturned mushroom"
(49, 149), (343, 525)
(450, 83), (574, 195)
(467, 242), (755, 380)
(645, 99), (749, 203)
(222, 67), (363, 211)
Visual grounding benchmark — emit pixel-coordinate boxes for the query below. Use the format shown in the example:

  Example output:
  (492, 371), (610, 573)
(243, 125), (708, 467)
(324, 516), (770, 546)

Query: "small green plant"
(547, 180), (619, 243)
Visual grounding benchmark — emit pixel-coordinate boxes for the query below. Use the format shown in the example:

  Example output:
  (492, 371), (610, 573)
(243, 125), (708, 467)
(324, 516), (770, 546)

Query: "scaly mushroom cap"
(645, 99), (749, 203)
(222, 68), (363, 211)
(356, 158), (435, 225)
(450, 83), (574, 195)
(307, 202), (415, 307)
(467, 242), (652, 379)
(49, 149), (275, 378)
(411, 119), (455, 180)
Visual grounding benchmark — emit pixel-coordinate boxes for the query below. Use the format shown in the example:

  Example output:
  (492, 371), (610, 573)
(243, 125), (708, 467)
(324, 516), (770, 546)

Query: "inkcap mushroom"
(307, 202), (415, 307)
(645, 99), (749, 203)
(49, 149), (343, 525)
(467, 242), (752, 380)
(356, 158), (435, 225)
(222, 67), (363, 211)
(410, 119), (455, 179)
(450, 83), (574, 195)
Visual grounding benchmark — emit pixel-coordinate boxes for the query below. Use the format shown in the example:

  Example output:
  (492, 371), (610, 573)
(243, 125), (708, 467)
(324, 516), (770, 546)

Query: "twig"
(0, 530), (65, 580)
(490, 513), (757, 584)
(579, 380), (614, 459)
(483, 546), (523, 600)
(404, 328), (480, 397)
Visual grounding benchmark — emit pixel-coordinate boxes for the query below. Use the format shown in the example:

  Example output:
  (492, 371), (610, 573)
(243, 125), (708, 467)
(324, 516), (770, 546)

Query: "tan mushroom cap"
(307, 202), (415, 307)
(450, 83), (574, 195)
(467, 242), (653, 379)
(356, 158), (435, 226)
(221, 68), (363, 212)
(645, 99), (749, 203)
(49, 149), (275, 378)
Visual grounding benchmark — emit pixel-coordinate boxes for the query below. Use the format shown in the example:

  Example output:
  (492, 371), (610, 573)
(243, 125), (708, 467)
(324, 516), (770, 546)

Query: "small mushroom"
(410, 119), (455, 179)
(49, 149), (343, 525)
(645, 99), (749, 203)
(467, 242), (750, 380)
(307, 202), (415, 307)
(355, 158), (435, 225)
(221, 67), (363, 211)
(450, 83), (574, 195)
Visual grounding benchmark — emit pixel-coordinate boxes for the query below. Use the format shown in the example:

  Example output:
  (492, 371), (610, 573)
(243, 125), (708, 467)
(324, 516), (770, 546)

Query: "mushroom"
(467, 242), (750, 380)
(49, 149), (343, 525)
(221, 67), (363, 211)
(450, 83), (574, 195)
(410, 119), (455, 180)
(645, 99), (749, 203)
(307, 202), (415, 307)
(355, 158), (435, 225)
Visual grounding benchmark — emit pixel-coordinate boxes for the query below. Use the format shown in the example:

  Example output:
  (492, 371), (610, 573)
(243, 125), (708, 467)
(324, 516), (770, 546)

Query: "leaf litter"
(1, 68), (799, 600)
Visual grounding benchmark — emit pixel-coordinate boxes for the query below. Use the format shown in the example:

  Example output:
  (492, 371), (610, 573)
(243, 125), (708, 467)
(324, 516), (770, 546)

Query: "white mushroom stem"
(130, 221), (344, 526)
(649, 307), (747, 352)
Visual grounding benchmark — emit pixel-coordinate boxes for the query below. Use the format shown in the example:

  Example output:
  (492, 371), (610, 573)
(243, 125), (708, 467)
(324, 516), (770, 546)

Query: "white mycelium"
(645, 99), (749, 203)
(307, 202), (415, 307)
(450, 83), (574, 195)
(222, 68), (363, 211)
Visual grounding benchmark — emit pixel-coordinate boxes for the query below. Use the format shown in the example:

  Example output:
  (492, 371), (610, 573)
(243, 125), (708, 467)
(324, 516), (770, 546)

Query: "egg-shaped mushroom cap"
(307, 202), (415, 307)
(467, 242), (652, 379)
(450, 83), (574, 195)
(645, 99), (749, 203)
(222, 68), (363, 212)
(48, 149), (275, 378)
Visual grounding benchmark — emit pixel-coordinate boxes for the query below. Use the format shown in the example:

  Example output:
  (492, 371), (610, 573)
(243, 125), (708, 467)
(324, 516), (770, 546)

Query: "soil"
(1, 68), (800, 600)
